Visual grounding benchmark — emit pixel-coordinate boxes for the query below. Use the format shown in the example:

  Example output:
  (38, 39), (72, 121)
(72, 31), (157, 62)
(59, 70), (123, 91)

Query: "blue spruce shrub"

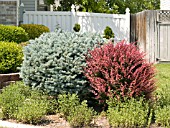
(20, 32), (106, 97)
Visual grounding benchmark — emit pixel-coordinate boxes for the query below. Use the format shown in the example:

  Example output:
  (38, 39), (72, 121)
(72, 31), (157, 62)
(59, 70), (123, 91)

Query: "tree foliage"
(57, 0), (160, 14)
(44, 0), (55, 5)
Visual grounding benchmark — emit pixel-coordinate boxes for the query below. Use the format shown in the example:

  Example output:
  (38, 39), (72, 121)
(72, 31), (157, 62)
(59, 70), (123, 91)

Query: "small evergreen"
(73, 23), (81, 32)
(104, 26), (114, 39)
(20, 31), (106, 98)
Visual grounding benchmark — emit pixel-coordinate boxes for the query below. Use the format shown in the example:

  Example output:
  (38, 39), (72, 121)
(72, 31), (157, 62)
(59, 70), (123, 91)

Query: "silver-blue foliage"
(20, 31), (106, 96)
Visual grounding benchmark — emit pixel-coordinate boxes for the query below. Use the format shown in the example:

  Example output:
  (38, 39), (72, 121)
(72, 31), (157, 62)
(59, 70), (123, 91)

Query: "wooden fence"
(23, 7), (130, 42)
(130, 10), (170, 63)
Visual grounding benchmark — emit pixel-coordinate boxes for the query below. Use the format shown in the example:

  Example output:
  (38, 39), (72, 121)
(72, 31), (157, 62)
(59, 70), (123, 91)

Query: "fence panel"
(23, 11), (72, 32)
(23, 9), (130, 42)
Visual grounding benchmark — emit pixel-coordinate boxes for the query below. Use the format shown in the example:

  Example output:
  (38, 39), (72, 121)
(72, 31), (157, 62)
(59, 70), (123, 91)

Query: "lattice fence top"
(158, 10), (170, 22)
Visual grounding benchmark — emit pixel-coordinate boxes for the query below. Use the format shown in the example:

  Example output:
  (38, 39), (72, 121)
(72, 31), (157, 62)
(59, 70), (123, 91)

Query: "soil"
(40, 114), (110, 128)
(1, 114), (110, 128)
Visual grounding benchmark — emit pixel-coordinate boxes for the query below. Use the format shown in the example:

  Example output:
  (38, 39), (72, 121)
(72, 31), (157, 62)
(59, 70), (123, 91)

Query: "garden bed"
(0, 114), (110, 128)
(0, 115), (164, 128)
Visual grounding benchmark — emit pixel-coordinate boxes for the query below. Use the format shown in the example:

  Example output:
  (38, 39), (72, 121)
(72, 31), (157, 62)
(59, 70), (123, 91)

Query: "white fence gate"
(23, 6), (130, 42)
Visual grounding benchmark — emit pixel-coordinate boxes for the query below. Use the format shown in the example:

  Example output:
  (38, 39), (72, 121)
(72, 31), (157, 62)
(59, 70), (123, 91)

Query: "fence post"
(19, 3), (25, 25)
(50, 4), (53, 12)
(71, 4), (76, 31)
(125, 8), (130, 43)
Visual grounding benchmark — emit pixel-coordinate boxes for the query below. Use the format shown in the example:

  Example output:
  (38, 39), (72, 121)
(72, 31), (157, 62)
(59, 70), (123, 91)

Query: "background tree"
(124, 0), (160, 14)
(58, 0), (77, 11)
(44, 0), (55, 5)
(56, 0), (160, 13)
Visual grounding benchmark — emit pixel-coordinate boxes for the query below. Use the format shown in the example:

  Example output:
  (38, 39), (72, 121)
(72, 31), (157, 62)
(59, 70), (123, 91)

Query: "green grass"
(155, 64), (170, 103)
(155, 64), (170, 87)
(154, 64), (170, 127)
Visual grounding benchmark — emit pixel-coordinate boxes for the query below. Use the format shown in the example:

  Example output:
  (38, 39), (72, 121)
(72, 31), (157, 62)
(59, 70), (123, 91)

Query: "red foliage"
(84, 41), (156, 103)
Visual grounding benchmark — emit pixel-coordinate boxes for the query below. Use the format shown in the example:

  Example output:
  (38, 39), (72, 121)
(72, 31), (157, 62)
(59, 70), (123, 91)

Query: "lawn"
(155, 64), (170, 87)
(154, 64), (170, 127)
(155, 64), (170, 100)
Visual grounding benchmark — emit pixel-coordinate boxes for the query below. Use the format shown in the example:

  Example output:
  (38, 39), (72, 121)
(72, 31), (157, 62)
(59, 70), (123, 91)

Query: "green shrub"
(103, 26), (114, 39)
(0, 41), (23, 74)
(57, 93), (79, 117)
(20, 24), (50, 40)
(155, 105), (170, 127)
(0, 82), (30, 119)
(0, 82), (56, 123)
(26, 89), (57, 115)
(15, 99), (48, 124)
(20, 32), (106, 98)
(0, 24), (29, 43)
(73, 23), (80, 32)
(107, 97), (150, 128)
(67, 101), (95, 127)
(57, 93), (95, 127)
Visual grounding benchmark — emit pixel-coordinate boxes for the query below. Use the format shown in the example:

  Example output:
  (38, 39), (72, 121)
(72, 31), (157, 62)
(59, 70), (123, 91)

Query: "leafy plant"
(84, 41), (156, 105)
(73, 23), (81, 32)
(19, 24), (50, 40)
(103, 26), (114, 39)
(57, 93), (95, 127)
(57, 93), (80, 117)
(20, 31), (106, 98)
(44, 0), (55, 5)
(155, 105), (170, 127)
(0, 82), (56, 123)
(0, 24), (29, 43)
(67, 100), (95, 127)
(0, 41), (23, 73)
(107, 97), (150, 128)
(15, 99), (48, 124)
(0, 82), (30, 119)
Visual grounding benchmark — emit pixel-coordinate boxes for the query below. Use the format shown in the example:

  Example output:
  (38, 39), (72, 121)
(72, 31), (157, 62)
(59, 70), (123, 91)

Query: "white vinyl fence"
(23, 5), (130, 42)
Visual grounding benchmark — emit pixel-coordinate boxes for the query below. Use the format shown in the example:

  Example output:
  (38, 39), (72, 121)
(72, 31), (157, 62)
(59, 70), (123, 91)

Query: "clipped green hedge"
(0, 24), (29, 43)
(0, 41), (23, 73)
(19, 24), (50, 40)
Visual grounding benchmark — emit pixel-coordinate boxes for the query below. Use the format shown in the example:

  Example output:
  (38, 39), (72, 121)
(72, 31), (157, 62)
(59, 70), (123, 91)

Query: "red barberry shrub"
(84, 41), (156, 104)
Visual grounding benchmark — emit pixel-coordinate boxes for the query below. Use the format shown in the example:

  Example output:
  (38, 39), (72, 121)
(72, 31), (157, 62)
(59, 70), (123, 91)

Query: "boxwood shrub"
(20, 24), (50, 40)
(0, 41), (23, 74)
(0, 24), (29, 43)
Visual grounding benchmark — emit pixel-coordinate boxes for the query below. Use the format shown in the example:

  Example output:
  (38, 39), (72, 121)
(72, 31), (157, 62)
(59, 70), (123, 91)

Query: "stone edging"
(0, 73), (20, 89)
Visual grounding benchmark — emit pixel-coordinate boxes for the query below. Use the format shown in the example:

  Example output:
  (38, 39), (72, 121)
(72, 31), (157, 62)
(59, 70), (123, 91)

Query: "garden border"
(0, 73), (20, 90)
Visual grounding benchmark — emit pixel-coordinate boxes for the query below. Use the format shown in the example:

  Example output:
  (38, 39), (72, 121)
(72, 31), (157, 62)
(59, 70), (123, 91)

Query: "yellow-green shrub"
(0, 41), (23, 73)
(0, 82), (57, 123)
(107, 97), (151, 128)
(20, 24), (50, 39)
(0, 24), (29, 43)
